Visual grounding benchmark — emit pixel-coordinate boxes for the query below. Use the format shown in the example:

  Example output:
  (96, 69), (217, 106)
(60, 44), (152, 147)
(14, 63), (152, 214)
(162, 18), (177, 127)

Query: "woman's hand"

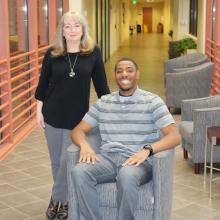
(79, 142), (99, 164)
(36, 111), (45, 129)
(36, 100), (45, 129)
(122, 149), (149, 167)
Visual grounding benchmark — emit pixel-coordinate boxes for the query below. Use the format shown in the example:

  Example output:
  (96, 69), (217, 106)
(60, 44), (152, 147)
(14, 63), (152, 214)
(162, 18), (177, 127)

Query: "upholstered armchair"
(67, 128), (175, 220)
(164, 53), (208, 78)
(165, 62), (214, 109)
(179, 96), (220, 174)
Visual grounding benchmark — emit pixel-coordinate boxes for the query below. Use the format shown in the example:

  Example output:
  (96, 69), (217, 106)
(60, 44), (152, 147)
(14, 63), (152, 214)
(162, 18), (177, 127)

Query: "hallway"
(105, 33), (168, 97)
(0, 33), (220, 220)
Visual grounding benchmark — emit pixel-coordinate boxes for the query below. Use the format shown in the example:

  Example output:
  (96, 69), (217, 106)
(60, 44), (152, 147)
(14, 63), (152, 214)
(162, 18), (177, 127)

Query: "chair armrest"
(152, 149), (175, 220)
(181, 96), (220, 121)
(67, 144), (80, 165)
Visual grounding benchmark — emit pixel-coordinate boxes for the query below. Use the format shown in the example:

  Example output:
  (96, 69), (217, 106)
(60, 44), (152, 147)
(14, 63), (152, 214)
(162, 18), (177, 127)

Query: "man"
(71, 57), (180, 220)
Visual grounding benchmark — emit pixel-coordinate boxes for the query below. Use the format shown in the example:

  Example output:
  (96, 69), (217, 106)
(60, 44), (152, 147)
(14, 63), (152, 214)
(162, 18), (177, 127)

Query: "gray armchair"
(164, 53), (208, 76)
(67, 128), (175, 220)
(165, 62), (214, 109)
(179, 96), (220, 174)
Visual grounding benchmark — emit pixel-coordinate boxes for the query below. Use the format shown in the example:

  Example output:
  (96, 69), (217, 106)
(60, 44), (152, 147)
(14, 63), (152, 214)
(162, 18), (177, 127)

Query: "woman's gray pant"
(45, 123), (72, 203)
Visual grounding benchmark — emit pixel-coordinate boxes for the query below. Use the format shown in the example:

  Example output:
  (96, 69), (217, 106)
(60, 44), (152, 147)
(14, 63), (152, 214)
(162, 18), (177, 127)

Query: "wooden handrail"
(0, 91), (9, 99)
(11, 67), (36, 83)
(0, 70), (8, 77)
(0, 59), (7, 65)
(0, 113), (9, 122)
(0, 102), (9, 111)
(0, 134), (10, 145)
(12, 95), (35, 113)
(0, 81), (8, 88)
(13, 102), (36, 123)
(0, 123), (10, 133)
(10, 59), (37, 72)
(10, 50), (35, 61)
(38, 44), (52, 52)
(12, 85), (36, 102)
(13, 114), (35, 133)
(11, 76), (37, 93)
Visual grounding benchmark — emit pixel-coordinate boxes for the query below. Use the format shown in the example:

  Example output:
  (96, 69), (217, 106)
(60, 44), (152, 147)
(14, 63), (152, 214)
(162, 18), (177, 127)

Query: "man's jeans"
(71, 152), (152, 220)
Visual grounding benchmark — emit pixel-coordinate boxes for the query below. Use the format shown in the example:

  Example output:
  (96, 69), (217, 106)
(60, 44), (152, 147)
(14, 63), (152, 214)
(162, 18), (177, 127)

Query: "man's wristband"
(143, 144), (154, 157)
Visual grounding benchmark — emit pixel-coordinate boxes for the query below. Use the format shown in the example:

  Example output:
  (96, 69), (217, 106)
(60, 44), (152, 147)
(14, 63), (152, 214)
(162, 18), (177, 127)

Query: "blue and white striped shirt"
(83, 88), (175, 157)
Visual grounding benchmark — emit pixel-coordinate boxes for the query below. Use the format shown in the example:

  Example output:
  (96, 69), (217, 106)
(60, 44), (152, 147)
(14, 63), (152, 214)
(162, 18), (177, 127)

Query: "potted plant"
(176, 38), (197, 55)
(168, 30), (181, 59)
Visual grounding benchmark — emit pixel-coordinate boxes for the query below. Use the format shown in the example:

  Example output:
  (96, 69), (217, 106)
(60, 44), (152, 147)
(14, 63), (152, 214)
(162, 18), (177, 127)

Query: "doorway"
(143, 7), (152, 33)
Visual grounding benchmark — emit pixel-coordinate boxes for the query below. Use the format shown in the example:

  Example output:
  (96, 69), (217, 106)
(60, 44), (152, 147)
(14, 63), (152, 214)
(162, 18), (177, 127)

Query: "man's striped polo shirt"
(83, 88), (175, 157)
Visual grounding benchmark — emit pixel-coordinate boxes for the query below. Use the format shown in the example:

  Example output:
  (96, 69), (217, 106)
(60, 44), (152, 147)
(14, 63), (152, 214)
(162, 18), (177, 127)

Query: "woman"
(35, 11), (110, 220)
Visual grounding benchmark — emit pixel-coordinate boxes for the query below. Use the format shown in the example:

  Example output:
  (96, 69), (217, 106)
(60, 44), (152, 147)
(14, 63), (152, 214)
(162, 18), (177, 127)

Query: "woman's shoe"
(57, 203), (68, 220)
(46, 198), (59, 219)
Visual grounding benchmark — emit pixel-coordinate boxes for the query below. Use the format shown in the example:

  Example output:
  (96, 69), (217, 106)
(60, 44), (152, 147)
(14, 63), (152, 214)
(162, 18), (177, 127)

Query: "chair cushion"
(98, 181), (154, 210)
(187, 56), (208, 67)
(179, 121), (193, 144)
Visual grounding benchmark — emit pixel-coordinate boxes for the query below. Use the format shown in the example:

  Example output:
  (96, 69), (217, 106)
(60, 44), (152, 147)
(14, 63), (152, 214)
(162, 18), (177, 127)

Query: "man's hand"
(79, 142), (99, 164)
(122, 149), (149, 166)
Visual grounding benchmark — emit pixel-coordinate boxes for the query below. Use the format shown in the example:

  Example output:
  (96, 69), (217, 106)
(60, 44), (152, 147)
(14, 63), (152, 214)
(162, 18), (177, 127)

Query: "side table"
(204, 126), (220, 199)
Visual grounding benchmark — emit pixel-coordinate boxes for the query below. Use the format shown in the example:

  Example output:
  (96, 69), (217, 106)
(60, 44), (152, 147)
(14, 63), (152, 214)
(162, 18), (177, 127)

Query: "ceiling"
(137, 0), (165, 3)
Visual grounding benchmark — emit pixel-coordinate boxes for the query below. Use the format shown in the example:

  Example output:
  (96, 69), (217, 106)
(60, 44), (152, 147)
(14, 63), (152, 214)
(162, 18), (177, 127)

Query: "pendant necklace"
(67, 53), (79, 78)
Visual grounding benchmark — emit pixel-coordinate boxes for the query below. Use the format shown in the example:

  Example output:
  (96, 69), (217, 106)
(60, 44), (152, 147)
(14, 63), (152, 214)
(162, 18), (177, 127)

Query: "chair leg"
(183, 149), (188, 159)
(194, 163), (200, 174)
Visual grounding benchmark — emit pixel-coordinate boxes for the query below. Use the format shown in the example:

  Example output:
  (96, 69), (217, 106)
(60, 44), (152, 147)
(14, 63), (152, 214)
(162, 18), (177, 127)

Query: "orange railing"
(0, 45), (51, 159)
(206, 39), (220, 95)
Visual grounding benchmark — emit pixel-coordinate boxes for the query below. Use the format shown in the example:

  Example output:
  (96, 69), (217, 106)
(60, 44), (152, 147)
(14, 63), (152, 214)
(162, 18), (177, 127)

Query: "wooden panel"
(206, 0), (220, 95)
(0, 0), (70, 159)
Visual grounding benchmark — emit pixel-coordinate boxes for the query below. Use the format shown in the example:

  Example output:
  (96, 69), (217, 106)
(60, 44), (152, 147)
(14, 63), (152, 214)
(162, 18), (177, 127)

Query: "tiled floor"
(1, 33), (220, 220)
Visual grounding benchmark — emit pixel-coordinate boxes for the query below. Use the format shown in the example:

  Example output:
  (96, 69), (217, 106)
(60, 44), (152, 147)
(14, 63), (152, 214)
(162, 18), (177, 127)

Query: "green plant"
(176, 38), (197, 54)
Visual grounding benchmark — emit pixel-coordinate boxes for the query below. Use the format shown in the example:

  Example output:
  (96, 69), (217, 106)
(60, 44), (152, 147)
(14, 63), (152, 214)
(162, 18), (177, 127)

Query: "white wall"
(119, 0), (131, 45)
(109, 0), (131, 56)
(81, 0), (96, 40)
(110, 0), (120, 55)
(197, 0), (206, 52)
(172, 0), (189, 40)
(171, 0), (206, 52)
(69, 0), (82, 12)
(69, 0), (96, 42)
(163, 0), (171, 35)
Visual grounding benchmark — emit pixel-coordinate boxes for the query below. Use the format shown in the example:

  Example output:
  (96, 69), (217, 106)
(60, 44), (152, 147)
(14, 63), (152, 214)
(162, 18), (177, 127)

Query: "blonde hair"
(51, 11), (95, 57)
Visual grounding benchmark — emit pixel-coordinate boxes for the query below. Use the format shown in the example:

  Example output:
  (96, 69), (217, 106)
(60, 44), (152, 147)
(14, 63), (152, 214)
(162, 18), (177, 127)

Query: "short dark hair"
(114, 57), (139, 72)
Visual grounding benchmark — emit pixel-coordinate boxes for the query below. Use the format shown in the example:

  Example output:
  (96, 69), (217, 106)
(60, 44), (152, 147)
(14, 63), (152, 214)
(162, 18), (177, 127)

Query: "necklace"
(67, 53), (78, 78)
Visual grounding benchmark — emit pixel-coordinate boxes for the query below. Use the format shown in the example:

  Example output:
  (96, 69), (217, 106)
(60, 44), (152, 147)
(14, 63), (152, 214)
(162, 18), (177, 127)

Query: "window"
(189, 0), (198, 36)
(56, 0), (63, 26)
(8, 0), (29, 55)
(37, 0), (49, 47)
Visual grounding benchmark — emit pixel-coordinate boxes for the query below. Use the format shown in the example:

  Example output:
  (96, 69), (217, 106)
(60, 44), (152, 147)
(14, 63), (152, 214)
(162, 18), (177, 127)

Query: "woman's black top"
(35, 46), (110, 130)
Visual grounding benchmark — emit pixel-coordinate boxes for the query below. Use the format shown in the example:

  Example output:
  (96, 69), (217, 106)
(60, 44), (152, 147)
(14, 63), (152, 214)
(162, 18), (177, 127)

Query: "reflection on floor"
(0, 33), (220, 220)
